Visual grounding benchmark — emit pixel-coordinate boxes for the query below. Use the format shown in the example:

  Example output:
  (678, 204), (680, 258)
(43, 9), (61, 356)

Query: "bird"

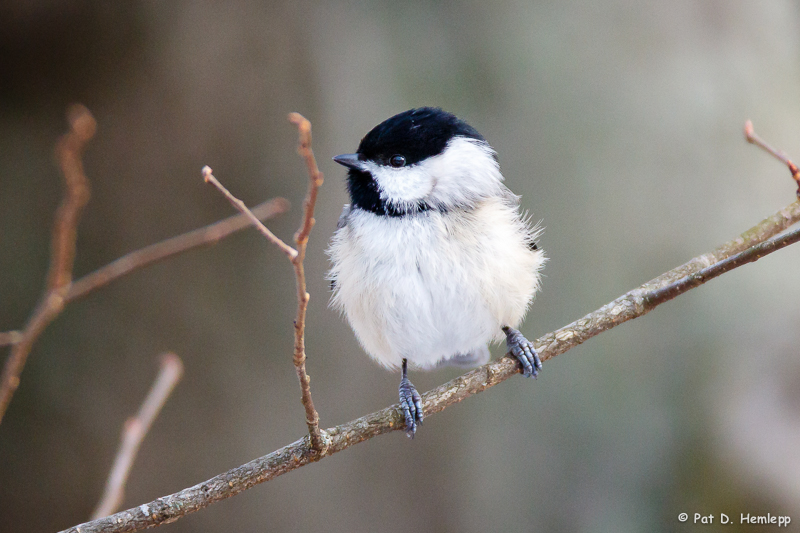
(327, 107), (545, 437)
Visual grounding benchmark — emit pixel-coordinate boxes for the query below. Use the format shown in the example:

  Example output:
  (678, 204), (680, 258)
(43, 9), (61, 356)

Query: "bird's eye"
(390, 155), (406, 168)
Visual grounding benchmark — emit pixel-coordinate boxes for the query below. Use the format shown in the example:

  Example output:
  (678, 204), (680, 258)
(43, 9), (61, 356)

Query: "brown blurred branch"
(0, 200), (289, 348)
(66, 198), (289, 303)
(60, 189), (800, 533)
(47, 105), (95, 290)
(0, 180), (289, 428)
(91, 354), (184, 520)
(201, 113), (328, 454)
(0, 105), (95, 426)
(1, 105), (296, 437)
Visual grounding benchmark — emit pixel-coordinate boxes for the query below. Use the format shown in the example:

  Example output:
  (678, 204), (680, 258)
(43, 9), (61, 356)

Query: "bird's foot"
(399, 375), (423, 438)
(503, 326), (541, 378)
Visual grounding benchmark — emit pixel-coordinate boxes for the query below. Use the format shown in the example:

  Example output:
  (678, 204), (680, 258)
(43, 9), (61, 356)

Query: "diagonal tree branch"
(65, 198), (289, 304)
(646, 224), (800, 304)
(60, 196), (800, 533)
(202, 168), (298, 259)
(91, 354), (184, 520)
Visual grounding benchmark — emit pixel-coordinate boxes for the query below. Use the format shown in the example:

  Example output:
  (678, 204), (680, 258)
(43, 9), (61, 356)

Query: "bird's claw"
(503, 326), (541, 378)
(399, 376), (423, 438)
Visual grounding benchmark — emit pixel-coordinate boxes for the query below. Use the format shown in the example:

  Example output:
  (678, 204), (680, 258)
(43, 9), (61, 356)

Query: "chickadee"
(328, 107), (545, 437)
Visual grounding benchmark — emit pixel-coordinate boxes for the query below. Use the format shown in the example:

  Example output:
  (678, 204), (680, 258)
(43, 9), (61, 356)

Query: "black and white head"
(333, 108), (505, 216)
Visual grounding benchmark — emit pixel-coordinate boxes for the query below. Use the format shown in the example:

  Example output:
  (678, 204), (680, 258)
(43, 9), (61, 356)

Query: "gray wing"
(337, 203), (351, 229)
(330, 204), (352, 292)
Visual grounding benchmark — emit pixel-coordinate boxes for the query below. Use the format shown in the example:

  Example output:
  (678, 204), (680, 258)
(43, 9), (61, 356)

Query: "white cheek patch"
(364, 162), (434, 205)
(363, 137), (504, 211)
(421, 138), (504, 207)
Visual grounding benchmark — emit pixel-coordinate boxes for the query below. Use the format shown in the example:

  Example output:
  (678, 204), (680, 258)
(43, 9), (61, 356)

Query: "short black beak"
(332, 153), (366, 171)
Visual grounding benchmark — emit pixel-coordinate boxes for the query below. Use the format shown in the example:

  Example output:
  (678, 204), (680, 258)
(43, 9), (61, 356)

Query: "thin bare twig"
(0, 105), (95, 426)
(287, 113), (326, 453)
(288, 113), (323, 246)
(201, 114), (328, 454)
(202, 167), (298, 260)
(67, 198), (289, 303)
(91, 354), (184, 520)
(745, 120), (800, 197)
(61, 197), (800, 533)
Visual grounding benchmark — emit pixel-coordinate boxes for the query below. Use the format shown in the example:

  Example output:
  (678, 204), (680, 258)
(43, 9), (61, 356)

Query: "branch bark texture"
(61, 199), (800, 533)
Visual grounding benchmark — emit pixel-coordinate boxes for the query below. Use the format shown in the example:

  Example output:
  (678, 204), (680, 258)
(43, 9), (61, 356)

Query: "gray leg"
(399, 358), (423, 438)
(503, 326), (541, 378)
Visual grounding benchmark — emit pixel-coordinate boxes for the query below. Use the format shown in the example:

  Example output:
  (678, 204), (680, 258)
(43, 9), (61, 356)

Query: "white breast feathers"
(328, 196), (544, 370)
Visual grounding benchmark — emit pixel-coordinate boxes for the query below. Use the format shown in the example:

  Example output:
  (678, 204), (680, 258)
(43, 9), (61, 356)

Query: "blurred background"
(2, 1), (800, 532)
